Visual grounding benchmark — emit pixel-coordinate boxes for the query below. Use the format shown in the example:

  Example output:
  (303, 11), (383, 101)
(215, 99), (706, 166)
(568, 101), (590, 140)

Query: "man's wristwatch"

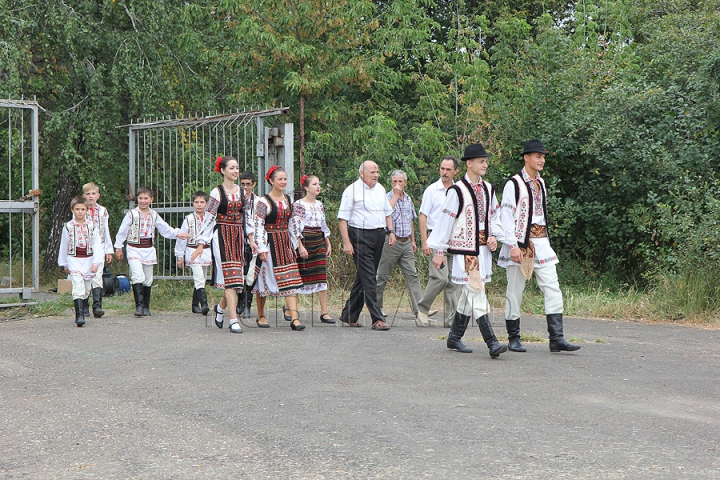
(385, 228), (395, 236)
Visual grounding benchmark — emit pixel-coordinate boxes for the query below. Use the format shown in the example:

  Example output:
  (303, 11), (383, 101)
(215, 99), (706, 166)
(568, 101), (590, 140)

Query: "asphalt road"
(1, 307), (719, 479)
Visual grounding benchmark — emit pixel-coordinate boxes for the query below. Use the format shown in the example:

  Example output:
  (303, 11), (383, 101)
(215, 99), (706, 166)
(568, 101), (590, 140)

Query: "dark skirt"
(211, 223), (244, 289)
(297, 227), (327, 286)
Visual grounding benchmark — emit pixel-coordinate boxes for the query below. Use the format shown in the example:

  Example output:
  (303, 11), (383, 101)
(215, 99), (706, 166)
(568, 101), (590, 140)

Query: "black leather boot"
(547, 314), (581, 352)
(142, 285), (152, 316)
(477, 315), (507, 358)
(446, 312), (473, 353)
(74, 298), (86, 327)
(191, 289), (202, 314)
(132, 283), (144, 317)
(82, 297), (90, 316)
(236, 290), (243, 316)
(506, 319), (526, 352)
(198, 288), (210, 315)
(92, 287), (105, 318)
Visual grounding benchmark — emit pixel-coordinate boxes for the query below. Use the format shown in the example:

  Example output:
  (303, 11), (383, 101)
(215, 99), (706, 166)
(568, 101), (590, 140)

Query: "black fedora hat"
(460, 143), (491, 161)
(521, 139), (549, 155)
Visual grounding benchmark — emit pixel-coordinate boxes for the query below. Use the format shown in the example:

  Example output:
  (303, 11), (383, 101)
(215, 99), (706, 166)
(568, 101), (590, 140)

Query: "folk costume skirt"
(253, 229), (302, 297)
(297, 227), (328, 294)
(211, 223), (245, 290)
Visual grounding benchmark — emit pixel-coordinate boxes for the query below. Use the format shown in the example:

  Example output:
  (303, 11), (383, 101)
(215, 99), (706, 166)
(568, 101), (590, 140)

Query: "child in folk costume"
(175, 191), (212, 315)
(58, 196), (105, 327)
(292, 174), (334, 323)
(427, 143), (508, 358)
(114, 187), (190, 317)
(82, 182), (114, 318)
(236, 170), (261, 318)
(253, 165), (306, 330)
(203, 156), (257, 334)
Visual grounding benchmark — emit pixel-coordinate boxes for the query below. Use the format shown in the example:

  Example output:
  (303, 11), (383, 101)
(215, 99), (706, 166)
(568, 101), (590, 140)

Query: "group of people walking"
(59, 140), (580, 359)
(337, 140), (580, 358)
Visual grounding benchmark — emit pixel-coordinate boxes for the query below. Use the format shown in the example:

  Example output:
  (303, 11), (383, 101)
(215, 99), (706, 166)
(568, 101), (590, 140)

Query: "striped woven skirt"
(297, 227), (327, 292)
(211, 223), (244, 289)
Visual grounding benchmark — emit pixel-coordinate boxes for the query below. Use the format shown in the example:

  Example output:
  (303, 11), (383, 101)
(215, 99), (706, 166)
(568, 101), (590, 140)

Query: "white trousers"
(456, 284), (490, 319)
(191, 265), (207, 290)
(505, 264), (563, 320)
(128, 260), (154, 287)
(91, 261), (105, 289)
(70, 274), (92, 300)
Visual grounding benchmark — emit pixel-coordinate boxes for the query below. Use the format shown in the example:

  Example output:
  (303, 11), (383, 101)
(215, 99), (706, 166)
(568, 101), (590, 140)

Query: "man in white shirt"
(497, 139), (580, 353)
(338, 161), (396, 330)
(417, 156), (461, 327)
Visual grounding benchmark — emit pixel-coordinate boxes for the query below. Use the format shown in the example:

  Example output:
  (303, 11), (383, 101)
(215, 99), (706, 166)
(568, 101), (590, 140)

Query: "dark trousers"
(242, 258), (256, 308)
(341, 227), (386, 323)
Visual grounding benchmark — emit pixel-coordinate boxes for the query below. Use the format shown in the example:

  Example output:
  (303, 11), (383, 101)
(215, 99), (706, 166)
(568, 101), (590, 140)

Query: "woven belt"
(530, 224), (547, 238)
(74, 247), (91, 258)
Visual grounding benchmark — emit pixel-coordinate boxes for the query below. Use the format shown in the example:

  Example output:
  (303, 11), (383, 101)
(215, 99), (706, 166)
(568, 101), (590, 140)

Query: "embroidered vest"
(509, 173), (549, 248)
(126, 208), (158, 245)
(216, 184), (245, 226)
(65, 221), (96, 256)
(87, 205), (108, 244)
(447, 177), (493, 255)
(185, 212), (203, 247)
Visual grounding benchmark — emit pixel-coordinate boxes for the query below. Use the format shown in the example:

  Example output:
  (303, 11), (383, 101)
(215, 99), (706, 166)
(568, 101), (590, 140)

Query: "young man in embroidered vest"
(82, 182), (113, 318)
(418, 156), (461, 327)
(58, 196), (105, 326)
(114, 187), (190, 317)
(497, 139), (580, 353)
(427, 143), (507, 358)
(175, 191), (212, 315)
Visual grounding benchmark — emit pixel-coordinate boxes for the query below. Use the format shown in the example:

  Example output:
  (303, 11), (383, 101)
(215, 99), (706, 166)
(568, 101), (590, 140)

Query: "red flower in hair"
(214, 156), (223, 173)
(300, 174), (308, 186)
(265, 165), (280, 182)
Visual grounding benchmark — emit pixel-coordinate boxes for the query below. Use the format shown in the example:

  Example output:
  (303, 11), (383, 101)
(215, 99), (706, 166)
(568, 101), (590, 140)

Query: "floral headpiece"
(265, 165), (280, 182)
(300, 174), (308, 186)
(214, 156), (223, 173)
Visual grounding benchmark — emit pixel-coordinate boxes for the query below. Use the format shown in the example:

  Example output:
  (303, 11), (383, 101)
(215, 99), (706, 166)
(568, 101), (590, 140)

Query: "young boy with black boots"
(175, 191), (212, 315)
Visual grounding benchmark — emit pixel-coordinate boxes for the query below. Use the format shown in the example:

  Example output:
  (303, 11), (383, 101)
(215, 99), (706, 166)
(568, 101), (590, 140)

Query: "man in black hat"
(497, 139), (580, 353)
(427, 143), (508, 358)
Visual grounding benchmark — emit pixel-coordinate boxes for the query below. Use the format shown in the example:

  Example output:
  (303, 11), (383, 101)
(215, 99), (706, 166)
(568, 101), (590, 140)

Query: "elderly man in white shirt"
(417, 156), (462, 327)
(338, 160), (396, 331)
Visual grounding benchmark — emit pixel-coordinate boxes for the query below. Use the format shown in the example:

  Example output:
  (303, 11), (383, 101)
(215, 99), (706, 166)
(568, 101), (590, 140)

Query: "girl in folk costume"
(427, 143), (508, 358)
(203, 156), (257, 334)
(253, 166), (306, 330)
(175, 191), (213, 315)
(115, 187), (189, 317)
(292, 174), (334, 323)
(58, 196), (105, 327)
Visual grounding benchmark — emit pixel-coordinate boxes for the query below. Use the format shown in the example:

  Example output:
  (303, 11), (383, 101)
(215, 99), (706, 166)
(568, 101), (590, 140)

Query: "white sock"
(216, 305), (225, 314)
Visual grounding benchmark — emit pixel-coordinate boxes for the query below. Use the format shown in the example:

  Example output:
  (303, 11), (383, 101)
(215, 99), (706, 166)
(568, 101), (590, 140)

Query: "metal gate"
(0, 100), (41, 300)
(122, 108), (294, 280)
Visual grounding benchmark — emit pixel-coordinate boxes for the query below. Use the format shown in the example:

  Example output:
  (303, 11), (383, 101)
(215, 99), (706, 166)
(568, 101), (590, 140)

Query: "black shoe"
(236, 291), (243, 316)
(214, 304), (224, 329)
(256, 316), (270, 328)
(447, 313), (472, 353)
(290, 319), (306, 331)
(92, 287), (105, 318)
(282, 305), (292, 322)
(142, 285), (152, 316)
(198, 288), (210, 315)
(506, 319), (526, 352)
(132, 283), (144, 317)
(477, 315), (507, 359)
(74, 298), (86, 327)
(547, 314), (581, 352)
(242, 306), (251, 318)
(191, 289), (202, 314)
(320, 313), (335, 324)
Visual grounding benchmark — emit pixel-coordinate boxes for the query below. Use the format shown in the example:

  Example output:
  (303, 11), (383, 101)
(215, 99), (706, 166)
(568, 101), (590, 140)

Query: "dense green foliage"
(2, 0), (720, 302)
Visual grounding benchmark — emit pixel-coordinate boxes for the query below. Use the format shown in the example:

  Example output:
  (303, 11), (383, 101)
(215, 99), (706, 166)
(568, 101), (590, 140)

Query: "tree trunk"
(299, 95), (305, 177)
(43, 166), (79, 272)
